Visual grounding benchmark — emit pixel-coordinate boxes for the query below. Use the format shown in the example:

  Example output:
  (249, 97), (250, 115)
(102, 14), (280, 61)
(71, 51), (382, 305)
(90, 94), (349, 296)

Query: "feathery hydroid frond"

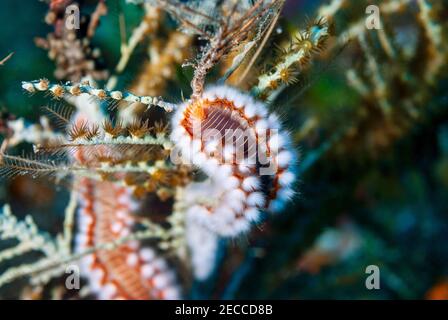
(252, 18), (330, 99)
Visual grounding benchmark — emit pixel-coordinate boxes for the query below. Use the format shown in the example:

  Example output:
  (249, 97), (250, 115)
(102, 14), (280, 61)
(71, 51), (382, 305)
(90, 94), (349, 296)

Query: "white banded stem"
(21, 80), (177, 112)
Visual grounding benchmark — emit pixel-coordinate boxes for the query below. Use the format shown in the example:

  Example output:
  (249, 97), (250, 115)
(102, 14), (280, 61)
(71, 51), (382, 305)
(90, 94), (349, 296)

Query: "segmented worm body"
(72, 113), (181, 300)
(171, 85), (296, 237)
(75, 178), (180, 299)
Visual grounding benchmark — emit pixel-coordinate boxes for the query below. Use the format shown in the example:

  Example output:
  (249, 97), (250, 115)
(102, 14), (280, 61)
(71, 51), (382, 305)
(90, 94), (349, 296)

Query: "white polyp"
(78, 223), (89, 234)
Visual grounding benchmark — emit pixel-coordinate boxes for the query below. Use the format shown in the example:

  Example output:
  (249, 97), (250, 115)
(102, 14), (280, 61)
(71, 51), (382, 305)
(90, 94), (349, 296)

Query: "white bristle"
(152, 258), (168, 271)
(277, 150), (293, 168)
(244, 207), (260, 222)
(100, 283), (117, 300)
(247, 192), (266, 207)
(217, 164), (232, 179)
(242, 176), (260, 191)
(140, 248), (156, 262)
(255, 119), (268, 133)
(226, 188), (246, 202)
(255, 102), (268, 118)
(111, 222), (123, 233)
(233, 218), (250, 234)
(222, 144), (235, 161)
(153, 272), (174, 289)
(226, 197), (245, 213)
(162, 287), (181, 300)
(75, 233), (89, 247)
(244, 103), (257, 118)
(279, 170), (296, 187)
(224, 176), (240, 191)
(91, 267), (105, 283)
(268, 113), (280, 128)
(278, 187), (295, 200)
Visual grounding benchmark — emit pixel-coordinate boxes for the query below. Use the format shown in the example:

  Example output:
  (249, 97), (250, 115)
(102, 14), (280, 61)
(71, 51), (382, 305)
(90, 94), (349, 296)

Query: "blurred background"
(0, 0), (447, 299)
